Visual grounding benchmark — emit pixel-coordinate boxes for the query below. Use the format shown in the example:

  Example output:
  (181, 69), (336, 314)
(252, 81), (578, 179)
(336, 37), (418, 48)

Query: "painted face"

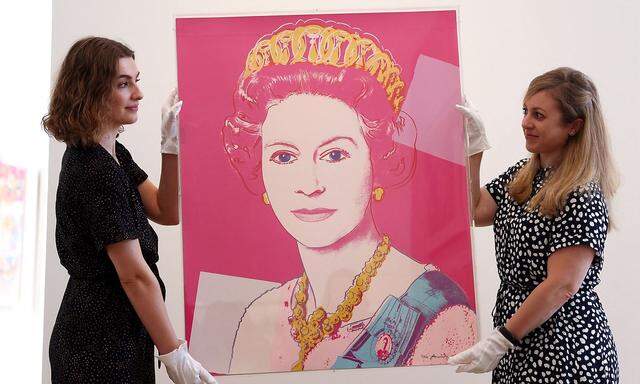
(522, 90), (575, 161)
(261, 94), (373, 248)
(107, 57), (143, 127)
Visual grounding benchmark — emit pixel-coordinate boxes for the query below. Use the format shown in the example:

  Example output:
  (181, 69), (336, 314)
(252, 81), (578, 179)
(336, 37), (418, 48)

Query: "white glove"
(161, 88), (183, 155)
(448, 328), (514, 373)
(455, 96), (490, 156)
(158, 340), (217, 384)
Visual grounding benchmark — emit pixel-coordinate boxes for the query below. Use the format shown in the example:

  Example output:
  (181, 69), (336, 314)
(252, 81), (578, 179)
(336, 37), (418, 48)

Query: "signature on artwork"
(420, 353), (450, 360)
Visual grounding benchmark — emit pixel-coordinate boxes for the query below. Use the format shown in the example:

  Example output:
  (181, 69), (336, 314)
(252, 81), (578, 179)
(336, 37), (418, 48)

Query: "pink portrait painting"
(176, 10), (477, 375)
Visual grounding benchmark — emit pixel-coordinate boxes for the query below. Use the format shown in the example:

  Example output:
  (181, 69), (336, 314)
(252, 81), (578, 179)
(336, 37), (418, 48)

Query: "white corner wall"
(0, 1), (51, 383)
(43, 1), (640, 383)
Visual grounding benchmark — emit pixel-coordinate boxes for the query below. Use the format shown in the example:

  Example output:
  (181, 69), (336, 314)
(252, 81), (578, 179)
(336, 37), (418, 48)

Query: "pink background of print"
(176, 10), (474, 341)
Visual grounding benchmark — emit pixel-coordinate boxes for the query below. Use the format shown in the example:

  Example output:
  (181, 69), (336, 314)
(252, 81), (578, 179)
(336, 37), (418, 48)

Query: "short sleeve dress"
(485, 159), (619, 384)
(49, 141), (164, 384)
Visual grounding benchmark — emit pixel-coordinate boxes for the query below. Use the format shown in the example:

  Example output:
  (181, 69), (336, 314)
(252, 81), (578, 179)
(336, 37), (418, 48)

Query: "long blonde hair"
(508, 67), (618, 218)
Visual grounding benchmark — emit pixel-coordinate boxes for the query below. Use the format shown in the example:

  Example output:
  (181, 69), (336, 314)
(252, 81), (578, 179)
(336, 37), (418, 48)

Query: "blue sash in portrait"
(332, 270), (470, 369)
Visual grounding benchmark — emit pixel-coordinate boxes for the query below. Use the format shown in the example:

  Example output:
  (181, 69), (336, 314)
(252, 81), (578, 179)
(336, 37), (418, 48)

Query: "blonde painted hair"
(508, 67), (618, 218)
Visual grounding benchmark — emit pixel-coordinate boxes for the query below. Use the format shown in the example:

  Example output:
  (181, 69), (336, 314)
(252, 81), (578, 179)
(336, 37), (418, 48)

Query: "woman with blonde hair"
(449, 67), (619, 383)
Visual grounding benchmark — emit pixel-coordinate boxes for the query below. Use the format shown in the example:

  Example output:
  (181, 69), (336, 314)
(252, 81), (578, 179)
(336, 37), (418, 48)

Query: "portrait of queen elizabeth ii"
(177, 11), (477, 375)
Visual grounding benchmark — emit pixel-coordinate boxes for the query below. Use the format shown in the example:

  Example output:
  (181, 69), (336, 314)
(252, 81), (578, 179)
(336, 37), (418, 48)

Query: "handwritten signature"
(420, 353), (450, 360)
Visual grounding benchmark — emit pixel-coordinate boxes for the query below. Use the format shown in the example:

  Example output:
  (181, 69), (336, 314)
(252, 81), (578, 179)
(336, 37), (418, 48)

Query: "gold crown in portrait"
(242, 23), (406, 113)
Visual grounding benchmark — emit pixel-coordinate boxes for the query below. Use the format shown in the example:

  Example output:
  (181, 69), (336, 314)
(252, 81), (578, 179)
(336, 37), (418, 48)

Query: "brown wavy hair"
(42, 37), (134, 147)
(508, 67), (619, 218)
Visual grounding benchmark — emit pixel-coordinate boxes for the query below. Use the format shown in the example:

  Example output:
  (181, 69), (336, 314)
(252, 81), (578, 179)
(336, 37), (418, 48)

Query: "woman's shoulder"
(383, 251), (470, 307)
(61, 145), (103, 179)
(557, 180), (606, 218)
(495, 157), (529, 181)
(61, 144), (127, 193)
(562, 180), (604, 206)
(115, 140), (148, 185)
(505, 157), (529, 176)
(63, 143), (114, 171)
(485, 158), (529, 198)
(240, 278), (298, 321)
(382, 250), (471, 309)
(115, 141), (135, 162)
(402, 265), (471, 308)
(575, 180), (604, 197)
(231, 278), (298, 372)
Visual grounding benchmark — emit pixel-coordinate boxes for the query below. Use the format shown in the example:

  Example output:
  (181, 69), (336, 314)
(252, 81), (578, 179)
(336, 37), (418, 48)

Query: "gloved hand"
(161, 88), (183, 155)
(455, 96), (490, 156)
(448, 328), (514, 373)
(158, 340), (217, 384)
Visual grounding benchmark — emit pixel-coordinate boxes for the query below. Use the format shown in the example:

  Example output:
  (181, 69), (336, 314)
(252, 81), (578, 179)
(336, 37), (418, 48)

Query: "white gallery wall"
(43, 1), (640, 383)
(0, 1), (51, 383)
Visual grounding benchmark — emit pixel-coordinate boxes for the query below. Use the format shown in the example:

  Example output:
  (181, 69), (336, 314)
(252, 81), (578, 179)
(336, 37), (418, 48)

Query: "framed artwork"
(176, 9), (477, 375)
(0, 162), (28, 307)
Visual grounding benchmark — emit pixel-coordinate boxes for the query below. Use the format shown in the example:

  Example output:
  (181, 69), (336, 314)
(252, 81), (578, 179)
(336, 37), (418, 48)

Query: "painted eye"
(329, 150), (343, 161)
(321, 149), (350, 163)
(279, 153), (292, 162)
(270, 151), (297, 165)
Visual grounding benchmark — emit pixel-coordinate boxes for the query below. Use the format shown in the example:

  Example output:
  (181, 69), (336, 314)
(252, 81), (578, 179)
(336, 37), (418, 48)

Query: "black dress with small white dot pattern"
(50, 141), (163, 383)
(486, 159), (619, 384)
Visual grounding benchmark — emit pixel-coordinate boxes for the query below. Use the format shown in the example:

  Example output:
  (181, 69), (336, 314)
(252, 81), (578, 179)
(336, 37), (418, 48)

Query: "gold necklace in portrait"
(290, 235), (391, 371)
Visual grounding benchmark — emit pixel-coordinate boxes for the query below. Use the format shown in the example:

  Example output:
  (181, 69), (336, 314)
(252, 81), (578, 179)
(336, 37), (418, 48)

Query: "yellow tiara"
(242, 23), (406, 113)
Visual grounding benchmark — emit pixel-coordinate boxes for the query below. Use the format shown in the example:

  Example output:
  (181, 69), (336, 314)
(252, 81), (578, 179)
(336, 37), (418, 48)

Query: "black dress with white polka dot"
(486, 159), (619, 384)
(49, 141), (163, 383)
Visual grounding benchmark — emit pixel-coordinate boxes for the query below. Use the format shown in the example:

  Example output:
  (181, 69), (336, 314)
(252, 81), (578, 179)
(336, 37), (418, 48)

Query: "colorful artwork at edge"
(0, 162), (27, 306)
(176, 9), (475, 374)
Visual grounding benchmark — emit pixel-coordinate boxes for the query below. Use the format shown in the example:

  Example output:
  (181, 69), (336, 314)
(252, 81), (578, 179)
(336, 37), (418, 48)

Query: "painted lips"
(291, 208), (337, 222)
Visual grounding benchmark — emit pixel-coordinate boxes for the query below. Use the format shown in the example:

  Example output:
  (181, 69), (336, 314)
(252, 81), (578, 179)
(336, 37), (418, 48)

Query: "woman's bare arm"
(468, 152), (497, 226)
(107, 239), (180, 354)
(504, 245), (594, 340)
(138, 153), (179, 225)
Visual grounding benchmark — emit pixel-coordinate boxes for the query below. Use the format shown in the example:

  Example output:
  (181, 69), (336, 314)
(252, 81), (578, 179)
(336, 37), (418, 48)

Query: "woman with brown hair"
(44, 37), (215, 384)
(449, 67), (620, 383)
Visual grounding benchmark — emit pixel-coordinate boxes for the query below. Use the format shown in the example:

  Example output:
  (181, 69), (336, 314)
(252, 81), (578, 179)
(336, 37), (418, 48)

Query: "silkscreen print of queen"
(177, 10), (478, 375)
